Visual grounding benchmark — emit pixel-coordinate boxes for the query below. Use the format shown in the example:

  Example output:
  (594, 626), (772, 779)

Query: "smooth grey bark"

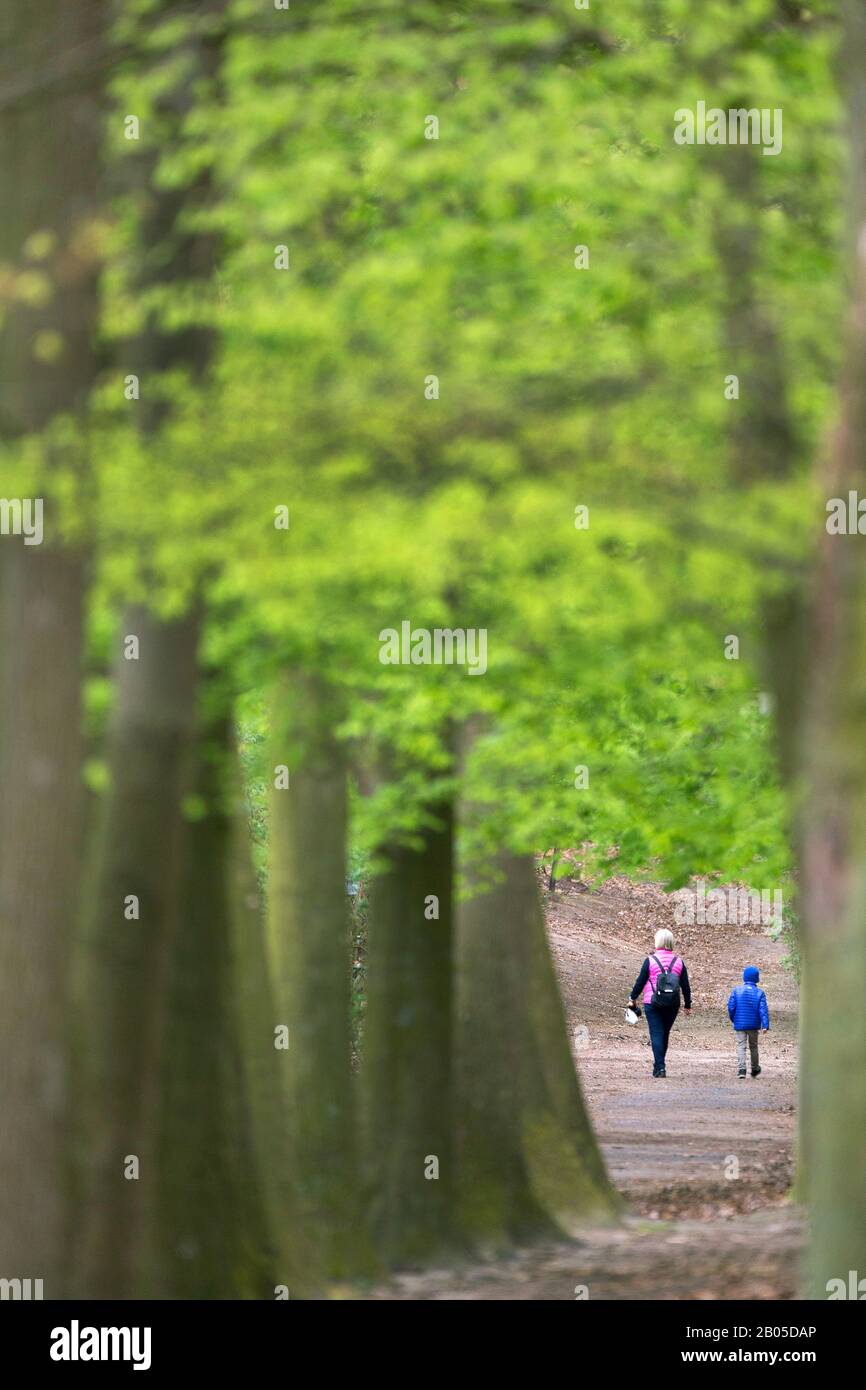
(75, 607), (200, 1297)
(267, 672), (370, 1280)
(0, 0), (107, 1291)
(797, 0), (866, 1294)
(156, 710), (272, 1298)
(228, 739), (305, 1295)
(454, 719), (617, 1249)
(72, 0), (231, 1297)
(0, 548), (86, 1290)
(363, 788), (456, 1264)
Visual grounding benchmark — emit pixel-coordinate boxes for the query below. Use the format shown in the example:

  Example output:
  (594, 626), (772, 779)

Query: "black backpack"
(650, 953), (681, 1008)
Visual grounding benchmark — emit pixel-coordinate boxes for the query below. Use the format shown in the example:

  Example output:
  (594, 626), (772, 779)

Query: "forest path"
(550, 876), (798, 1221)
(370, 875), (803, 1300)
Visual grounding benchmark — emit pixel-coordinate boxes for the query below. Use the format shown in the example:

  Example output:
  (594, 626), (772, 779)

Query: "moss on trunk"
(363, 795), (456, 1264)
(267, 671), (371, 1281)
(455, 720), (617, 1249)
(156, 711), (272, 1297)
(228, 733), (305, 1296)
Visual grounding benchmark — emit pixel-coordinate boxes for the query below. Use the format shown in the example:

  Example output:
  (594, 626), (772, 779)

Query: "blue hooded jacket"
(727, 967), (770, 1031)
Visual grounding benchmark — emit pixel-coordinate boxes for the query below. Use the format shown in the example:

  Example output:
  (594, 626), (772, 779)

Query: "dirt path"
(551, 878), (799, 1221)
(372, 876), (803, 1300)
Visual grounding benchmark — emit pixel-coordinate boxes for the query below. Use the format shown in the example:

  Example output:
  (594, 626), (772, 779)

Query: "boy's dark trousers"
(737, 1029), (759, 1073)
(645, 1001), (678, 1072)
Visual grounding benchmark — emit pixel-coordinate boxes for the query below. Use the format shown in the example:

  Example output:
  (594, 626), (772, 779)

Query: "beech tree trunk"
(713, 138), (810, 1206)
(228, 740), (304, 1294)
(797, 0), (866, 1295)
(0, 0), (106, 1291)
(267, 671), (369, 1280)
(455, 721), (616, 1249)
(72, 0), (232, 1297)
(156, 709), (271, 1297)
(0, 549), (86, 1291)
(75, 607), (200, 1297)
(363, 788), (455, 1264)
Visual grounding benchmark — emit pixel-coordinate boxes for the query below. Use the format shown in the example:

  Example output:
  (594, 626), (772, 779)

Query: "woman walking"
(629, 928), (691, 1077)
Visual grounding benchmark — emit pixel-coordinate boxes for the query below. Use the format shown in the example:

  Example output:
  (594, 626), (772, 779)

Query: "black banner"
(0, 1297), (859, 1375)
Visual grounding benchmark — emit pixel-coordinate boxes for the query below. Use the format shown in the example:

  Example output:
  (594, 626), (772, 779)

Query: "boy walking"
(727, 966), (770, 1077)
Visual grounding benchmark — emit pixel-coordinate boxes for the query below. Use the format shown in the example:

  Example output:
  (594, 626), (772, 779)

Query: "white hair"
(654, 928), (674, 951)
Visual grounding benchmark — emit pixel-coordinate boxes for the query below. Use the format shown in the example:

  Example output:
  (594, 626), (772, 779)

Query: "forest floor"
(370, 874), (802, 1300)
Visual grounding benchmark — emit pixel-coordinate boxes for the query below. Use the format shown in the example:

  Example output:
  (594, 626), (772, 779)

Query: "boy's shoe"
(738, 1069), (746, 1078)
(751, 1066), (762, 1078)
(657, 1066), (666, 1078)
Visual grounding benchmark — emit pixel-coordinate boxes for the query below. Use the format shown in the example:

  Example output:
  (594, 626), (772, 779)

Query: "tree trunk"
(713, 139), (811, 1206)
(0, 549), (85, 1291)
(0, 0), (107, 1292)
(799, 440), (866, 1295)
(75, 606), (200, 1297)
(454, 720), (616, 1249)
(455, 848), (555, 1244)
(713, 138), (810, 783)
(156, 709), (271, 1297)
(798, 0), (866, 1294)
(363, 789), (455, 1264)
(229, 739), (305, 1295)
(72, 0), (231, 1297)
(267, 671), (369, 1280)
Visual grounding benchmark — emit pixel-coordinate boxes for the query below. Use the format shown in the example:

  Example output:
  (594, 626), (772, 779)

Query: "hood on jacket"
(743, 965), (760, 983)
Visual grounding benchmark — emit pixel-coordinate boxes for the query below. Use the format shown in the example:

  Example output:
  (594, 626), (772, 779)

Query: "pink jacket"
(642, 948), (683, 1005)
